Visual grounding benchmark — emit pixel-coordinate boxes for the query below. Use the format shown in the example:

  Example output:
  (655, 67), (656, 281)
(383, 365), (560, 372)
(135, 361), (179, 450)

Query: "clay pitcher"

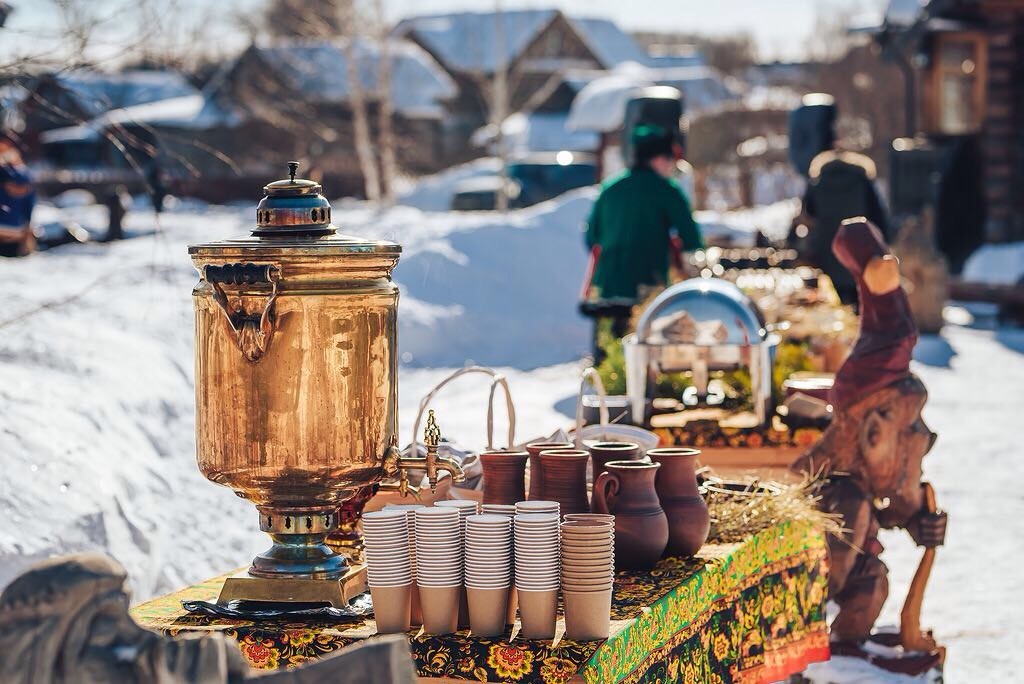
(586, 441), (640, 483)
(479, 451), (529, 505)
(592, 461), (668, 569)
(525, 441), (572, 500)
(647, 448), (709, 557)
(538, 449), (591, 515)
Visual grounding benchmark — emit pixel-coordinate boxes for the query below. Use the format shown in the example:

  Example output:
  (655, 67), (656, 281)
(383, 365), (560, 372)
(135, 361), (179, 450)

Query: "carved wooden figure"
(791, 217), (947, 674)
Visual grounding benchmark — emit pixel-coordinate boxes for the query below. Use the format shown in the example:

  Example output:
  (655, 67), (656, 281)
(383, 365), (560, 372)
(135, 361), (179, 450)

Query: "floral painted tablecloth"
(132, 521), (829, 683)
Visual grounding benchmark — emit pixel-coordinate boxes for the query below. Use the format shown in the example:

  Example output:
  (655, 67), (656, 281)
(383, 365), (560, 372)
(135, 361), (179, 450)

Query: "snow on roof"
(52, 70), (200, 118)
(567, 63), (739, 132)
(394, 10), (558, 73)
(567, 17), (651, 69)
(566, 63), (655, 132)
(394, 11), (650, 74)
(40, 94), (242, 145)
(252, 38), (457, 117)
(886, 0), (927, 27)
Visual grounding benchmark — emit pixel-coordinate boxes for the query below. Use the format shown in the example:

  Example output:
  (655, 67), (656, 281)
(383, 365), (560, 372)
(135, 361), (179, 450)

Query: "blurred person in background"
(0, 133), (36, 257)
(583, 124), (704, 344)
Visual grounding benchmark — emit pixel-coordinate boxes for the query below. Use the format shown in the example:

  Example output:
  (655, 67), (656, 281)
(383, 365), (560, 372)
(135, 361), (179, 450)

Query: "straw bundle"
(704, 476), (845, 544)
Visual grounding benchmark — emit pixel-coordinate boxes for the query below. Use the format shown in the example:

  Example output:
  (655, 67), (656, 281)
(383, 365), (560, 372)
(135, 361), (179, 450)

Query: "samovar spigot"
(422, 410), (465, 492)
(383, 410), (465, 495)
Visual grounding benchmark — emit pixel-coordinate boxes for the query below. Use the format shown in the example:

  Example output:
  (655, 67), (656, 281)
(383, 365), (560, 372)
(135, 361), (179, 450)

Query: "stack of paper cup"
(464, 514), (513, 636)
(515, 500), (560, 516)
(383, 503), (425, 625)
(363, 510), (413, 634)
(435, 500), (479, 627)
(480, 503), (519, 624)
(561, 518), (615, 640)
(513, 512), (560, 639)
(414, 507), (463, 634)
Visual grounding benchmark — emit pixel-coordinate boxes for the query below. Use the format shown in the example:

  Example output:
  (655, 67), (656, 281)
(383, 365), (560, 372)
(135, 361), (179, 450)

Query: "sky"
(1, 0), (888, 66)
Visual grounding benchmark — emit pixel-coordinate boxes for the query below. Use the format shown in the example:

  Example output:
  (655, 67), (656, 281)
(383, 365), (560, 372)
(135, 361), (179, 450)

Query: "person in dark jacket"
(585, 124), (704, 306)
(0, 134), (36, 257)
(793, 150), (891, 304)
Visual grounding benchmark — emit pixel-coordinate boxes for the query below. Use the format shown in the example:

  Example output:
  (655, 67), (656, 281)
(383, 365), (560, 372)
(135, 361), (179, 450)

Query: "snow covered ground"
(1, 192), (1022, 682)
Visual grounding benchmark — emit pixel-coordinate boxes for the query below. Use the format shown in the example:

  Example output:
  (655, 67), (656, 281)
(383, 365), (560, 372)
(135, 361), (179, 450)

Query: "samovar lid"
(188, 161), (401, 256)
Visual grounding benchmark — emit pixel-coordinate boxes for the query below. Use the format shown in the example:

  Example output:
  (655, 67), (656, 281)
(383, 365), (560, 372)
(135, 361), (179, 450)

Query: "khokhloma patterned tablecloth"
(132, 520), (829, 683)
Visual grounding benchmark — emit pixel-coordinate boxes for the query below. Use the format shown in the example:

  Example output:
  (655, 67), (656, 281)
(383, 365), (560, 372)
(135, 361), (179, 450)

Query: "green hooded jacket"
(585, 168), (703, 300)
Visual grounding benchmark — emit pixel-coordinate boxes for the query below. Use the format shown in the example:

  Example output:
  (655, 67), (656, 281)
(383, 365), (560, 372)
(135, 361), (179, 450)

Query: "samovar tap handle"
(423, 410), (465, 491)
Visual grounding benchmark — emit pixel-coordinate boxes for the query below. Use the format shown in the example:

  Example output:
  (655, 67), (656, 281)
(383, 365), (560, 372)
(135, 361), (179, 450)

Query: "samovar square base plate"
(216, 564), (367, 607)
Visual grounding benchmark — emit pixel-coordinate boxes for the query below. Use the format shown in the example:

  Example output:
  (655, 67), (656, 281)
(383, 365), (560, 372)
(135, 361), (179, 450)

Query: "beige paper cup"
(370, 583), (412, 634)
(419, 583), (461, 635)
(563, 587), (613, 641)
(563, 513), (615, 523)
(506, 586), (519, 625)
(517, 588), (558, 639)
(467, 586), (509, 637)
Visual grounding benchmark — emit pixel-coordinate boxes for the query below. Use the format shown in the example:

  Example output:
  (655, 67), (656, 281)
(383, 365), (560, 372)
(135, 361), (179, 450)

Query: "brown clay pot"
(586, 441), (641, 483)
(591, 461), (668, 570)
(647, 448), (709, 557)
(537, 449), (590, 515)
(525, 441), (572, 500)
(479, 451), (529, 505)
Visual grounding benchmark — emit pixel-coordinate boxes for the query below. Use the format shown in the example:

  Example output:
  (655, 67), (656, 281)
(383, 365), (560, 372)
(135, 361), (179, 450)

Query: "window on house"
(933, 34), (986, 134)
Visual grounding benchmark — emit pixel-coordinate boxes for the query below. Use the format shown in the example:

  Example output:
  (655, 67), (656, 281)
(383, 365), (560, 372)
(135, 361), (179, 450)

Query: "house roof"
(394, 10), (558, 74)
(394, 10), (651, 74)
(568, 17), (651, 69)
(47, 70), (200, 118)
(249, 38), (457, 118)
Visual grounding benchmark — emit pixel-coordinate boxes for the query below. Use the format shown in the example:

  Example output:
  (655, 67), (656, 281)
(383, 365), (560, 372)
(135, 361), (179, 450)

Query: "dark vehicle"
(451, 152), (597, 211)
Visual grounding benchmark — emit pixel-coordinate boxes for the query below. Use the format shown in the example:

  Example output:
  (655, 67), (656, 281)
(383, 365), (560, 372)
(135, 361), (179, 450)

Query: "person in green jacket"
(585, 124), (704, 309)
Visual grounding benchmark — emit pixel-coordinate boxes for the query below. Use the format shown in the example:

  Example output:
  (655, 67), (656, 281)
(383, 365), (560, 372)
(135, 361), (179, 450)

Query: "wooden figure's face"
(858, 388), (935, 511)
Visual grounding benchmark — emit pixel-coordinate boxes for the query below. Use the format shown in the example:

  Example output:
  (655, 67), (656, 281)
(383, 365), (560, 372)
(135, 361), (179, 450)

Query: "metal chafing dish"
(189, 162), (461, 606)
(623, 278), (779, 427)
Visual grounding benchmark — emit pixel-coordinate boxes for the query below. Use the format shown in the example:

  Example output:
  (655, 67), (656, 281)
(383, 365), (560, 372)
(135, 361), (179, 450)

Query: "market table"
(132, 521), (829, 683)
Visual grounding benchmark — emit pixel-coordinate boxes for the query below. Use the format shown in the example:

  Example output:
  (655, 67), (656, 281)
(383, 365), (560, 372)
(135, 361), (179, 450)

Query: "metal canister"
(189, 162), (401, 580)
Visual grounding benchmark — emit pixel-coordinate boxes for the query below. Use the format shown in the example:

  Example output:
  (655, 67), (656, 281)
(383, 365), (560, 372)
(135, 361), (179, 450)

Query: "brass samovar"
(189, 163), (462, 606)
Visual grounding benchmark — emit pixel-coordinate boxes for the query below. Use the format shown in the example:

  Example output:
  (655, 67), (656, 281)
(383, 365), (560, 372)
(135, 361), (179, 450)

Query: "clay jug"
(525, 441), (572, 500)
(586, 441), (640, 483)
(479, 451), (529, 505)
(592, 461), (668, 569)
(647, 448), (709, 557)
(538, 449), (591, 515)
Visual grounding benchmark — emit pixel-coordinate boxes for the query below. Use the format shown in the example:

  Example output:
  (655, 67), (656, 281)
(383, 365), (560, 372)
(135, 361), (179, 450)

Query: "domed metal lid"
(635, 278), (768, 347)
(188, 161), (401, 257)
(253, 161), (334, 237)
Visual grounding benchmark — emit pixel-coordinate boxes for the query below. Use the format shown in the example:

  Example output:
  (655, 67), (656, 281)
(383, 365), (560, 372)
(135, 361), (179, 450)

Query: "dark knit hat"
(631, 124), (675, 165)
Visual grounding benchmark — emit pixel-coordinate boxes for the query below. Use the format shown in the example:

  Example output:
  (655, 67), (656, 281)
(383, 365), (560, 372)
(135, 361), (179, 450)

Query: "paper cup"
(467, 587), (509, 637)
(563, 587), (613, 641)
(517, 588), (558, 639)
(506, 586), (518, 625)
(370, 583), (412, 634)
(563, 513), (615, 523)
(419, 583), (461, 635)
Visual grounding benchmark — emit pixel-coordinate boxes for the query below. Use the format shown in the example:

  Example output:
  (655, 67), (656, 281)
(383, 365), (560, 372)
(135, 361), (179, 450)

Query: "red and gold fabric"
(132, 521), (829, 683)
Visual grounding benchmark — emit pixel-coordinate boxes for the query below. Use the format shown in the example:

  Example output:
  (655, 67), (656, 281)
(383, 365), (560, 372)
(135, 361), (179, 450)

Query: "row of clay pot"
(481, 443), (709, 570)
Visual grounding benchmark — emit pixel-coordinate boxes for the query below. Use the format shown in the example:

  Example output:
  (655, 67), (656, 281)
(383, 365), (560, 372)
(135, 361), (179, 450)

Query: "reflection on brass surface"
(216, 565), (368, 608)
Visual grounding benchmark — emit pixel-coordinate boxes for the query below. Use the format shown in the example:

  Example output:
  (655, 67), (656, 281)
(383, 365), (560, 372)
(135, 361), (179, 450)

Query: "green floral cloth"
(132, 521), (828, 683)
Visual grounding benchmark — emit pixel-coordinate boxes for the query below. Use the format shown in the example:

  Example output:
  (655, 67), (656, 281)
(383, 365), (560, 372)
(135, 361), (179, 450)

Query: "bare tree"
(338, 0), (381, 202)
(492, 1), (510, 212)
(372, 0), (397, 203)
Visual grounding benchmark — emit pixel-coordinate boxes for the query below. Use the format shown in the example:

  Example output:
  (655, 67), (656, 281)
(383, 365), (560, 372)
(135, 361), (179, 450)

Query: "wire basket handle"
(412, 366), (516, 451)
(575, 367), (609, 449)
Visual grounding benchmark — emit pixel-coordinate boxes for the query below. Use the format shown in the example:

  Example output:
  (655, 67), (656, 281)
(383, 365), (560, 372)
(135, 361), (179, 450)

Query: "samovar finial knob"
(425, 409), (441, 447)
(287, 161), (299, 182)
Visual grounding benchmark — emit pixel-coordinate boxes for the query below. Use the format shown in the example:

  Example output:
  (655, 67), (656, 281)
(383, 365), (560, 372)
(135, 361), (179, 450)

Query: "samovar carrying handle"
(204, 263), (280, 363)
(574, 366), (609, 449)
(411, 366), (516, 450)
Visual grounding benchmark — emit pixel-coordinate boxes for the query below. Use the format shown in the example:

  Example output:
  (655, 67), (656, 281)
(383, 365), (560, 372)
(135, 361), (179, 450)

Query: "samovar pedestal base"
(216, 564), (367, 608)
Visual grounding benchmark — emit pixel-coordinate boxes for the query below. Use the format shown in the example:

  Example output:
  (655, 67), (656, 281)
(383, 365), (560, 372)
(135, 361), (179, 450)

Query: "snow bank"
(961, 240), (1024, 285)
